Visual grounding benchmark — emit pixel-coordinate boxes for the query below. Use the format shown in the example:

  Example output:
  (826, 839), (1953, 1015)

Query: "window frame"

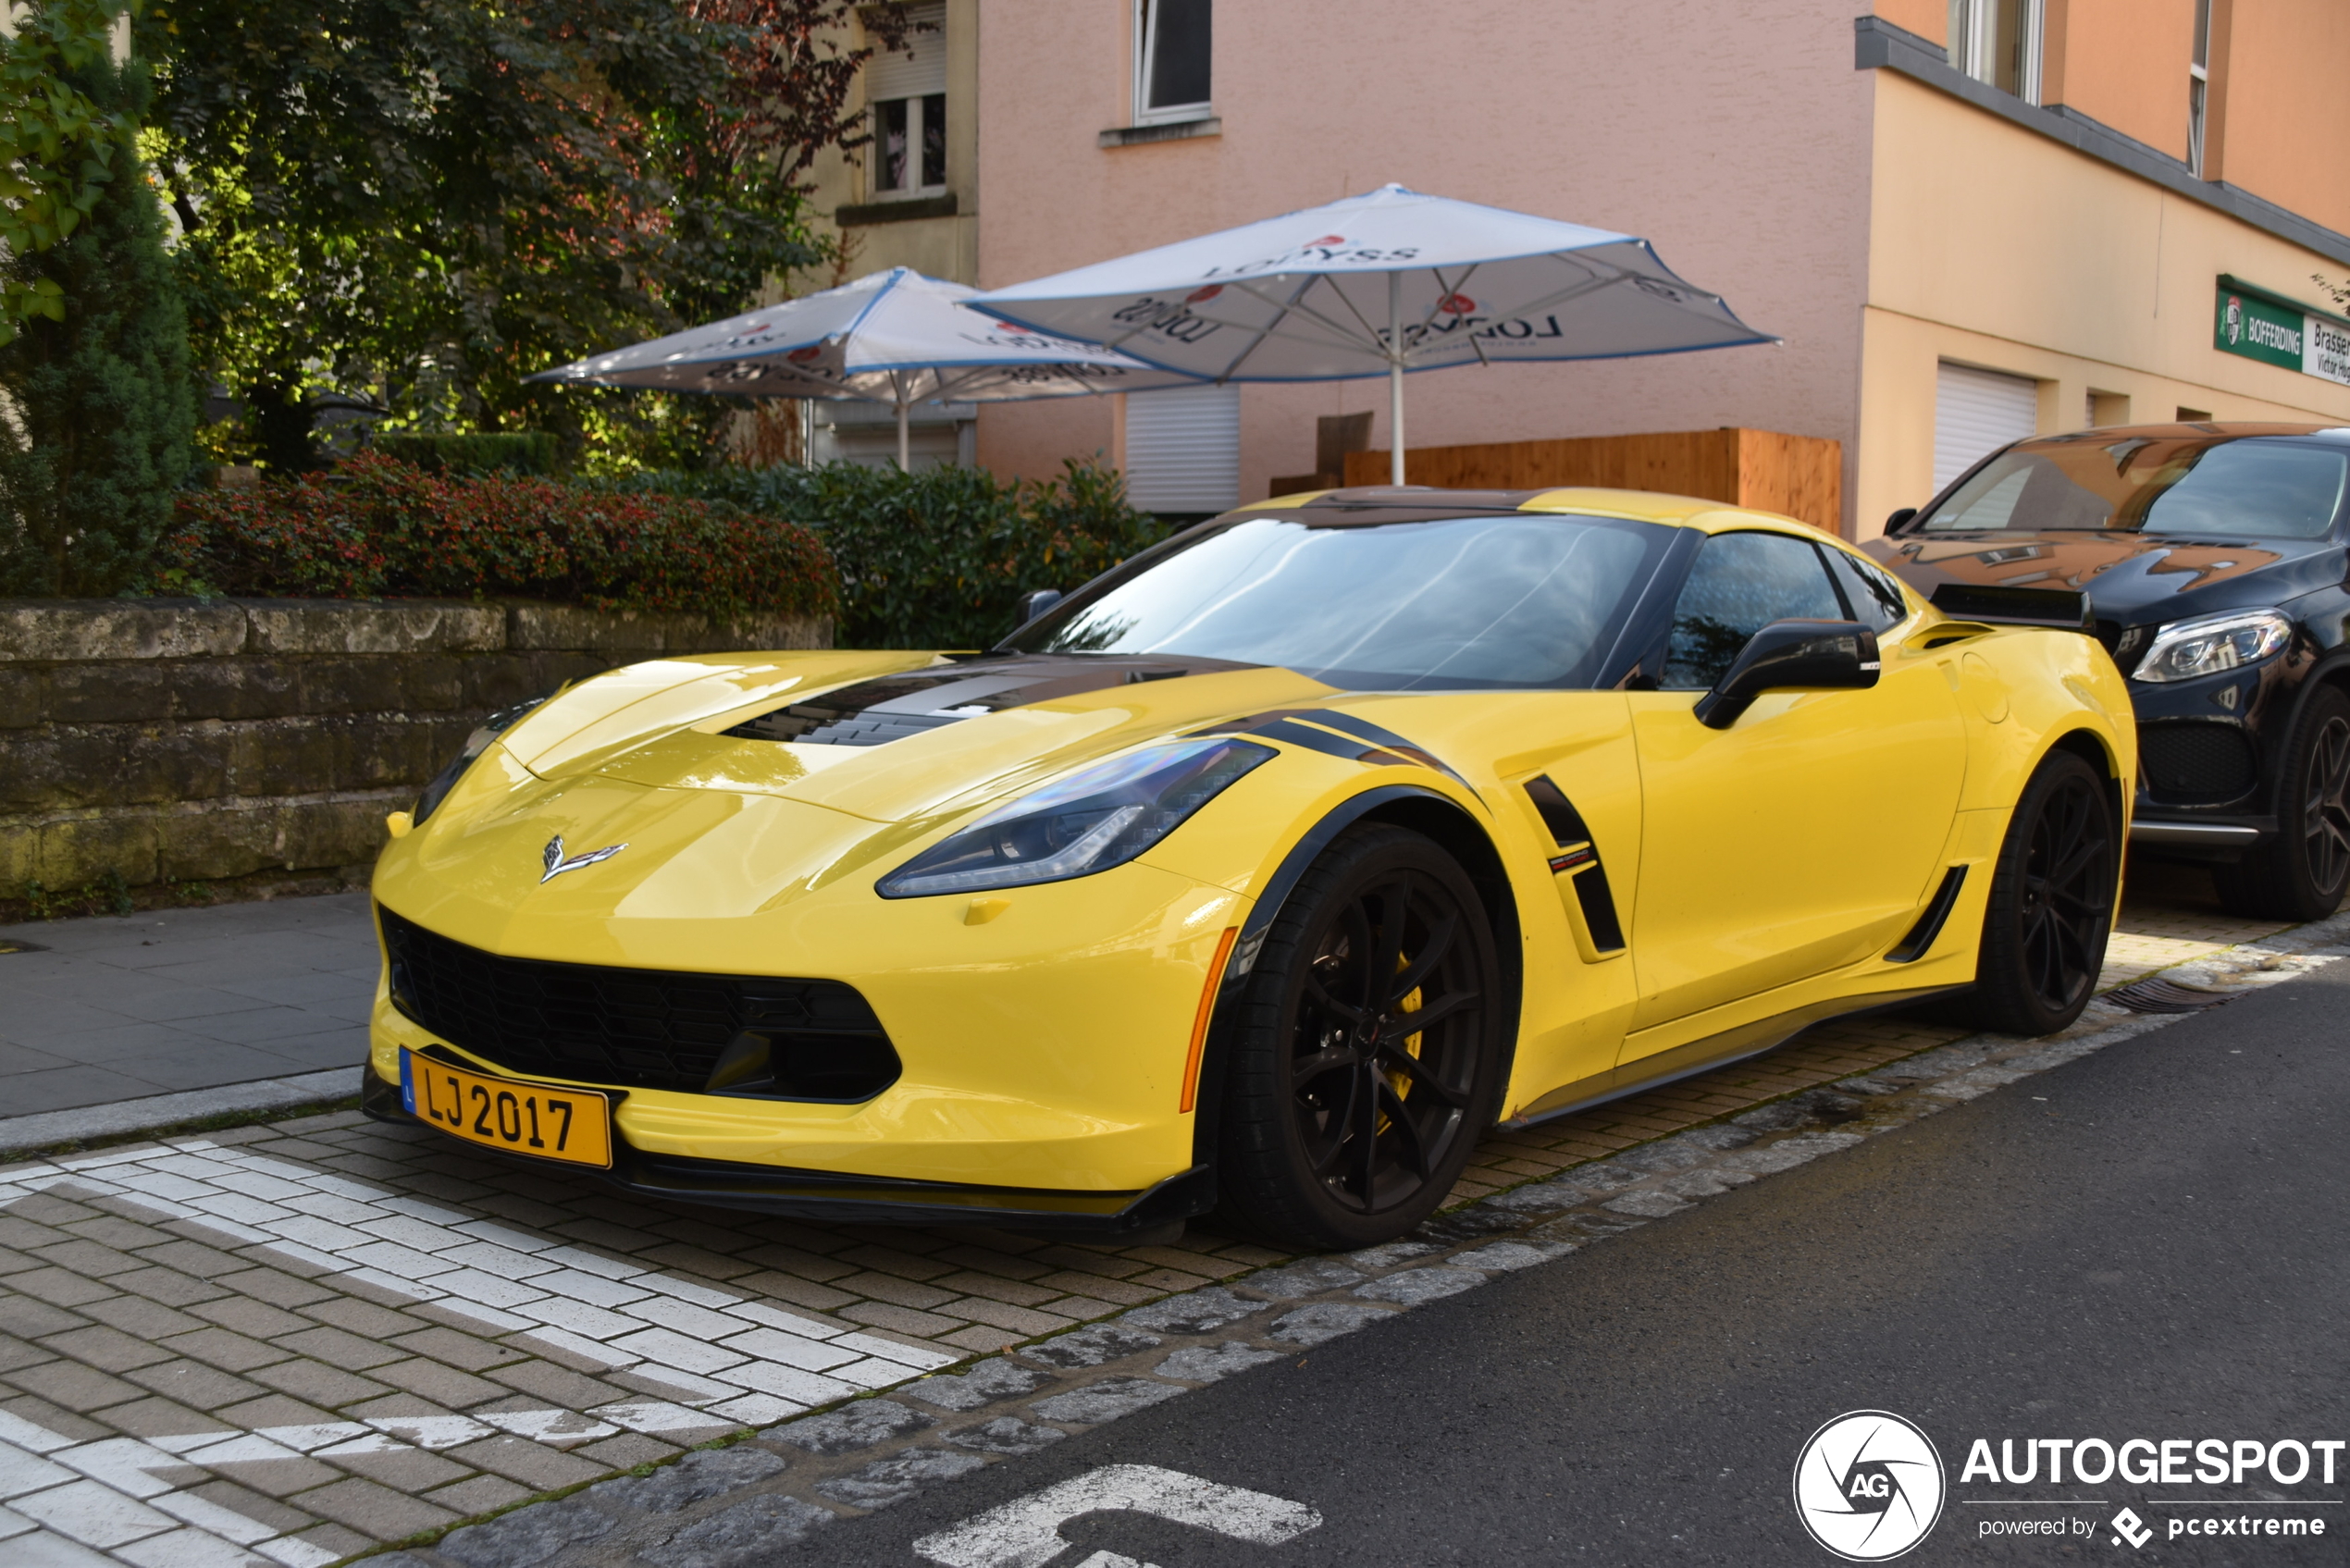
(2187, 0), (2212, 176)
(1132, 0), (1213, 126)
(870, 91), (947, 200)
(1947, 0), (2043, 105)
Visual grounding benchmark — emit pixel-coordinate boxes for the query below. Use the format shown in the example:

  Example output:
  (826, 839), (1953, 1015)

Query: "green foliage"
(0, 0), (134, 342)
(17, 869), (133, 920)
(145, 0), (911, 471)
(0, 46), (198, 596)
(142, 452), (838, 624)
(372, 431), (563, 477)
(623, 459), (1165, 648)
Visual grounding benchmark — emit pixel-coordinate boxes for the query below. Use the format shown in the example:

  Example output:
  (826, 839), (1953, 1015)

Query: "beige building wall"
(1854, 71), (2350, 537)
(972, 0), (1880, 518)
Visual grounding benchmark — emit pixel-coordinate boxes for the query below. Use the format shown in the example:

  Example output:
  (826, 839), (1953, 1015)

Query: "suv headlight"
(876, 738), (1276, 898)
(2132, 610), (2293, 684)
(412, 697), (552, 825)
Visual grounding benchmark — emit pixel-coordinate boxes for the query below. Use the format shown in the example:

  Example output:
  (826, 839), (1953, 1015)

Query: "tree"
(145, 0), (909, 470)
(0, 9), (198, 596)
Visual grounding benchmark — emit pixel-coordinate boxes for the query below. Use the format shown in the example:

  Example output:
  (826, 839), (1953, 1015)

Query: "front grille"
(378, 907), (899, 1101)
(2140, 722), (2257, 803)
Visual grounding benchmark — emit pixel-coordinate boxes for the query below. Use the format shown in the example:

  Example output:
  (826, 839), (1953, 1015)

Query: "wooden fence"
(1341, 427), (1844, 534)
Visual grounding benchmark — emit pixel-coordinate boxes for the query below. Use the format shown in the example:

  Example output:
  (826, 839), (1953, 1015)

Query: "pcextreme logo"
(1793, 1410), (1948, 1561)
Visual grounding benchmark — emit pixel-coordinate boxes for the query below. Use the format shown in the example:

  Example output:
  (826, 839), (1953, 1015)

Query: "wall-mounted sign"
(2215, 277), (2350, 388)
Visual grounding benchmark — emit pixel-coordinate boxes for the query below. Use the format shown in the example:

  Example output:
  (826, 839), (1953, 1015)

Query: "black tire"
(1966, 748), (2119, 1036)
(1213, 824), (1505, 1252)
(2213, 685), (2350, 921)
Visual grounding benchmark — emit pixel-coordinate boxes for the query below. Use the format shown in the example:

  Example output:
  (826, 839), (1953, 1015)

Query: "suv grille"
(2140, 722), (2257, 803)
(378, 907), (899, 1101)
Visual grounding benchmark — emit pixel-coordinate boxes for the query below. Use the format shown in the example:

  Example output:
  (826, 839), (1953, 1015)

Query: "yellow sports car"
(365, 486), (2134, 1250)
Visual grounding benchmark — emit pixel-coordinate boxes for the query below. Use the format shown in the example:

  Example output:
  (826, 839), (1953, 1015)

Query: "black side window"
(1661, 533), (1843, 689)
(1824, 549), (1910, 633)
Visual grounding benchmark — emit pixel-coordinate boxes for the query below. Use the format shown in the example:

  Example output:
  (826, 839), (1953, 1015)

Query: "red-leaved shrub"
(145, 453), (838, 623)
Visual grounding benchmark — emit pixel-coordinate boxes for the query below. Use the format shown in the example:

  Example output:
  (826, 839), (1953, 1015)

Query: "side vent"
(1887, 867), (1968, 963)
(1524, 775), (1626, 957)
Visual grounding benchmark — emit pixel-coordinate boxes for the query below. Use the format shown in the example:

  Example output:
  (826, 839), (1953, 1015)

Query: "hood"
(1867, 531), (2345, 627)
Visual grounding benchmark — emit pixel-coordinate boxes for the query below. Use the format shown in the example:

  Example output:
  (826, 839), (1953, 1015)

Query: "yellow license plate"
(399, 1049), (614, 1168)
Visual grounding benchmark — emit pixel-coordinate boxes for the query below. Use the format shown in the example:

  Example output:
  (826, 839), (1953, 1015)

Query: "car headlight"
(876, 738), (1276, 898)
(411, 697), (552, 825)
(2132, 609), (2293, 684)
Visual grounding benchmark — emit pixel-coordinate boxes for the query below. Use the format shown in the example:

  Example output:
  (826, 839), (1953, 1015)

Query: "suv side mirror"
(1693, 620), (1880, 729)
(1884, 507), (1919, 535)
(1012, 587), (1064, 632)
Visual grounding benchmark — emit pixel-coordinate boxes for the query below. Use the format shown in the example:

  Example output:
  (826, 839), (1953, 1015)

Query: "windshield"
(1920, 435), (2349, 538)
(1004, 512), (1673, 689)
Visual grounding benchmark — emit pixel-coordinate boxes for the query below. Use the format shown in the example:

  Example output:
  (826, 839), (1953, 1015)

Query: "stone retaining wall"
(0, 599), (829, 905)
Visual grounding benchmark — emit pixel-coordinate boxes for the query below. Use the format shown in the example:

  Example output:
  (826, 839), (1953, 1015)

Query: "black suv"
(1873, 422), (2350, 920)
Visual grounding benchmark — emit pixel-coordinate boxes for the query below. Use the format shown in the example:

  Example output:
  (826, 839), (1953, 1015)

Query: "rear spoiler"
(1929, 583), (2094, 632)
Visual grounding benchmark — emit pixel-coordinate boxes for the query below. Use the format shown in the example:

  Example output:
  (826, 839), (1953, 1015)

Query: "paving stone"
(425, 1474), (533, 1516)
(1718, 1130), (1866, 1174)
(640, 1493), (835, 1568)
(1657, 1168), (1754, 1198)
(486, 1359), (632, 1410)
(767, 1398), (933, 1455)
(815, 1445), (988, 1509)
(1118, 1286), (1261, 1335)
(249, 1356), (390, 1406)
(80, 1395), (229, 1440)
(0, 1295), (91, 1338)
(208, 1267), (336, 1309)
(5, 1266), (117, 1307)
(186, 1297), (312, 1340)
(1241, 1259), (1368, 1299)
(320, 1441), (474, 1492)
(1029, 1376), (1185, 1426)
(1345, 1240), (1443, 1269)
(1601, 1190), (1692, 1218)
(1481, 1167), (1644, 1212)
(159, 1326), (291, 1374)
(591, 1445), (788, 1513)
(900, 1358), (1050, 1413)
(1268, 1303), (1394, 1347)
(1153, 1341), (1285, 1384)
(37, 1323), (176, 1372)
(942, 1416), (1066, 1456)
(1351, 1266), (1488, 1305)
(1449, 1241), (1577, 1272)
(447, 1435), (608, 1491)
(271, 1324), (408, 1371)
(30, 1240), (146, 1278)
(134, 1241), (246, 1279)
(109, 1266), (229, 1307)
(367, 1355), (508, 1409)
(389, 1326), (526, 1372)
(439, 1497), (615, 1568)
(288, 1475), (459, 1538)
(7, 1356), (149, 1409)
(1019, 1323), (1160, 1370)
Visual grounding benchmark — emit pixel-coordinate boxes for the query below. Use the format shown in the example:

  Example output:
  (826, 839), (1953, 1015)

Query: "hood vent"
(723, 654), (1251, 747)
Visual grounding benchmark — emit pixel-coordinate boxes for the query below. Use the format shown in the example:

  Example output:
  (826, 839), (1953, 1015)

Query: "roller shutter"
(1934, 362), (2038, 493)
(866, 2), (946, 102)
(1125, 385), (1241, 512)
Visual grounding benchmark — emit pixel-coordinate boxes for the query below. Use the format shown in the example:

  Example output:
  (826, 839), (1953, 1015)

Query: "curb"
(0, 1066), (361, 1158)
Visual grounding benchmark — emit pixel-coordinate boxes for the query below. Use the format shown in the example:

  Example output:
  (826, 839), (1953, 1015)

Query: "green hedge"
(369, 430), (562, 476)
(142, 452), (836, 623)
(624, 457), (1164, 648)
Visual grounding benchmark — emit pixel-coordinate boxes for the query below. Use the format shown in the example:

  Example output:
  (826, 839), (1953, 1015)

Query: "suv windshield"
(1920, 434), (2349, 538)
(1003, 512), (1673, 690)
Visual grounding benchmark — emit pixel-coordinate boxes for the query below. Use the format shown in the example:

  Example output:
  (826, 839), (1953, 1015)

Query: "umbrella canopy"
(971, 183), (1775, 483)
(530, 267), (1202, 467)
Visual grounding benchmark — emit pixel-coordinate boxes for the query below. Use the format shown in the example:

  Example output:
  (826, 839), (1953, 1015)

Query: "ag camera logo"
(1794, 1410), (1947, 1561)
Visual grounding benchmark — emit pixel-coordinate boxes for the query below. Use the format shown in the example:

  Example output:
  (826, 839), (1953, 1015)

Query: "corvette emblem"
(540, 835), (627, 883)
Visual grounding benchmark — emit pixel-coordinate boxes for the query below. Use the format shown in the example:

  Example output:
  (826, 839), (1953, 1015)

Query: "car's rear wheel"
(1214, 824), (1505, 1252)
(2213, 685), (2350, 921)
(1967, 748), (2119, 1036)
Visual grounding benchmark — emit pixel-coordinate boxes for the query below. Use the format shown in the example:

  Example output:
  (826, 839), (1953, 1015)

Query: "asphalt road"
(781, 959), (2350, 1568)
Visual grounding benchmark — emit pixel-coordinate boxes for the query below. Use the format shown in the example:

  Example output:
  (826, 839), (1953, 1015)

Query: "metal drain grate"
(2107, 978), (2235, 1014)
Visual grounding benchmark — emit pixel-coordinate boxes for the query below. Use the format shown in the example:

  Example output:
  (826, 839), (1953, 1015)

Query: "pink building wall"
(972, 0), (1879, 528)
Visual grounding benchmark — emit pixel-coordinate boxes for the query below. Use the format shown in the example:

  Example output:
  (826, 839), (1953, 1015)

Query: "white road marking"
(913, 1463), (1322, 1568)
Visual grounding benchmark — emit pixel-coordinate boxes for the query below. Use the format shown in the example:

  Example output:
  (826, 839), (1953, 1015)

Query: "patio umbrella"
(530, 267), (1200, 469)
(971, 183), (1775, 485)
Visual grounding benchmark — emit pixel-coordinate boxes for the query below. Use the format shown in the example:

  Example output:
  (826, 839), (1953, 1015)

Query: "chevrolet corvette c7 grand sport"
(364, 486), (2134, 1250)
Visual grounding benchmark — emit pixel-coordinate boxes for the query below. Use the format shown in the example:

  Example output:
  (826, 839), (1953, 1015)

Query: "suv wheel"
(2215, 685), (2350, 921)
(1213, 824), (1505, 1252)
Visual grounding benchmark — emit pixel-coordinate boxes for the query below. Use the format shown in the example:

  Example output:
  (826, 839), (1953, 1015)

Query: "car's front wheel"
(1214, 824), (1506, 1252)
(1968, 748), (2120, 1036)
(2214, 685), (2350, 922)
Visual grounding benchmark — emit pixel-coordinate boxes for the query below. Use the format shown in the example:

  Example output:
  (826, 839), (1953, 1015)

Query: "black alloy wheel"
(1214, 824), (1505, 1251)
(1969, 748), (2119, 1036)
(2215, 685), (2350, 921)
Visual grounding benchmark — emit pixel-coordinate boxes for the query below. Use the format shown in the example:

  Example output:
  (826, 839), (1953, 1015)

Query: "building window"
(868, 1), (946, 199)
(1948, 0), (2042, 105)
(1135, 0), (1211, 124)
(2188, 0), (2212, 175)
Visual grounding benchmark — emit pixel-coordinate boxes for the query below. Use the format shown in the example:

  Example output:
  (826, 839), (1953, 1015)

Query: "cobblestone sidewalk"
(0, 870), (2305, 1567)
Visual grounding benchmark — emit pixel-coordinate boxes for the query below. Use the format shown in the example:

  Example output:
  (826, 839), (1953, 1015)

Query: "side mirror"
(1693, 620), (1880, 730)
(1012, 587), (1064, 632)
(1884, 507), (1919, 535)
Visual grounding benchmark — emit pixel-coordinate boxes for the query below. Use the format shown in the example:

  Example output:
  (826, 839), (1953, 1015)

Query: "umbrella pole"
(1388, 273), (1405, 487)
(897, 401), (910, 472)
